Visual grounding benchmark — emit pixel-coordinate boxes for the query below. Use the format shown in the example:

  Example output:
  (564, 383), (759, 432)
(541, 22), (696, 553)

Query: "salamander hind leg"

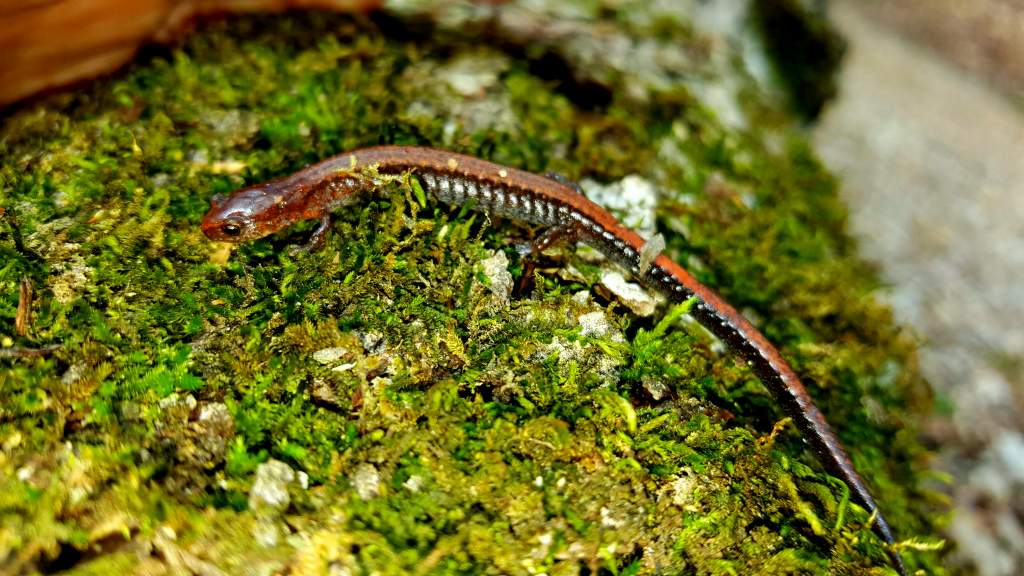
(515, 225), (581, 295)
(531, 224), (580, 254)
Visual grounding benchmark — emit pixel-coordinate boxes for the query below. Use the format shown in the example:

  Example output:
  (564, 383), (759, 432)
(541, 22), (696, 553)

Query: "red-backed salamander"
(201, 145), (907, 574)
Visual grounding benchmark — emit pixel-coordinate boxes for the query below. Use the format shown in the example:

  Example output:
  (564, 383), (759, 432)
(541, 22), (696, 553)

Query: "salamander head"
(201, 181), (303, 243)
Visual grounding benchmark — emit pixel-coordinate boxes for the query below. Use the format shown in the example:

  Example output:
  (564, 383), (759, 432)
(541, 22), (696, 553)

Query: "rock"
(403, 474), (424, 493)
(599, 270), (660, 316)
(312, 347), (349, 364)
(479, 251), (513, 307)
(356, 331), (385, 354)
(581, 175), (660, 239)
(249, 459), (297, 513)
(438, 53), (509, 97)
(577, 311), (623, 342)
(351, 463), (381, 501)
(253, 519), (281, 548)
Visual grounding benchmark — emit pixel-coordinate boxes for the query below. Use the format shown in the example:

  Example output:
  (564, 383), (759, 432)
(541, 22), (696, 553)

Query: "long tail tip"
(873, 513), (909, 576)
(888, 548), (909, 576)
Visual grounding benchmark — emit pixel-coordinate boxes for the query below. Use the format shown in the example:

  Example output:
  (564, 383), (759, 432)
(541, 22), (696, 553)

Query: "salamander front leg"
(516, 224), (580, 294)
(291, 214), (332, 255)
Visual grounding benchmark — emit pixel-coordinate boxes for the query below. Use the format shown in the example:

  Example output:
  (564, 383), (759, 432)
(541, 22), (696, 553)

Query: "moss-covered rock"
(1, 3), (944, 574)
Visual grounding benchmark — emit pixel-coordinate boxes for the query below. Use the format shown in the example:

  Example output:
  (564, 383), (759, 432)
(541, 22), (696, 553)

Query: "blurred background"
(811, 2), (1024, 575)
(3, 0), (1023, 574)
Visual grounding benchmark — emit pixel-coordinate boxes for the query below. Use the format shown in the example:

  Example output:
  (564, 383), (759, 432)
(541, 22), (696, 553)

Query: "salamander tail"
(874, 512), (908, 576)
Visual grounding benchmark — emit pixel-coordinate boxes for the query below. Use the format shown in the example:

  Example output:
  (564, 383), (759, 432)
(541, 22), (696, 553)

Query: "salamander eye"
(220, 223), (242, 237)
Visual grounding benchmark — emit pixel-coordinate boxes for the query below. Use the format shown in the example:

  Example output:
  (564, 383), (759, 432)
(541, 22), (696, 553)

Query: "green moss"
(1, 7), (942, 576)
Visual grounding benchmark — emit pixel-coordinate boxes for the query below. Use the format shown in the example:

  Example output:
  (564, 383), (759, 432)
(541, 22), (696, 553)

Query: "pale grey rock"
(599, 270), (660, 317)
(249, 459), (296, 513)
(352, 463), (382, 501)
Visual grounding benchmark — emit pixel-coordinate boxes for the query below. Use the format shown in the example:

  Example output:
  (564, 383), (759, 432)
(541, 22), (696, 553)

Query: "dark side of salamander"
(201, 145), (907, 574)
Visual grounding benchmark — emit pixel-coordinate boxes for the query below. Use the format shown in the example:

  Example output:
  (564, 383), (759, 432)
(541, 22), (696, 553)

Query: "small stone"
(357, 332), (385, 354)
(577, 311), (623, 342)
(352, 463), (381, 501)
(479, 251), (513, 306)
(581, 175), (660, 238)
(403, 474), (424, 493)
(252, 518), (280, 548)
(198, 402), (231, 426)
(249, 459), (296, 513)
(158, 393), (197, 412)
(158, 393), (178, 409)
(600, 270), (660, 316)
(312, 347), (348, 364)
(642, 376), (669, 401)
(541, 335), (622, 387)
(600, 506), (624, 528)
(672, 474), (696, 507)
(16, 465), (34, 482)
(157, 393), (197, 428)
(310, 378), (342, 409)
(438, 53), (509, 97)
(61, 362), (87, 386)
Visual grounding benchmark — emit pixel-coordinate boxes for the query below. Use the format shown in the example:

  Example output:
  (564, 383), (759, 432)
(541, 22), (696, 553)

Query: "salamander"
(201, 145), (907, 574)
